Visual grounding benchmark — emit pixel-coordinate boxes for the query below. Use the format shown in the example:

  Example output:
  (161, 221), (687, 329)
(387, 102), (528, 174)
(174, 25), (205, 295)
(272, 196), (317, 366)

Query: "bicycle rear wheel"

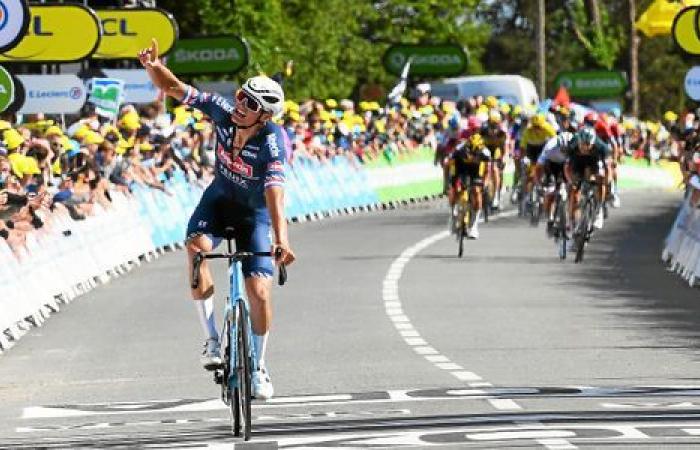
(555, 197), (568, 260)
(457, 205), (466, 258)
(232, 301), (252, 440)
(574, 198), (593, 263)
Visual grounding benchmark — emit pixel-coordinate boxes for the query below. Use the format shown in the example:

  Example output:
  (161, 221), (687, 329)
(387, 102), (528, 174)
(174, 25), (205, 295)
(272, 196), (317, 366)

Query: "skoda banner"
(382, 44), (468, 77)
(553, 71), (628, 99)
(0, 65), (14, 112)
(103, 69), (158, 104)
(16, 74), (86, 114)
(167, 36), (248, 75)
(0, 4), (101, 62)
(89, 78), (124, 119)
(93, 9), (178, 59)
(0, 0), (30, 53)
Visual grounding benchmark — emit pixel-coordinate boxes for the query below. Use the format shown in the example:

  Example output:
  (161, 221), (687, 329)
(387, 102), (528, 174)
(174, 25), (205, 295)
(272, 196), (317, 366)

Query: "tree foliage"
(156, 0), (696, 118)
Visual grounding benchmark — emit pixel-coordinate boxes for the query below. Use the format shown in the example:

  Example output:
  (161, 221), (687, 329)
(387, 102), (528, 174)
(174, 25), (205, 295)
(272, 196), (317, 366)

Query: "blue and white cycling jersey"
(181, 85), (286, 210)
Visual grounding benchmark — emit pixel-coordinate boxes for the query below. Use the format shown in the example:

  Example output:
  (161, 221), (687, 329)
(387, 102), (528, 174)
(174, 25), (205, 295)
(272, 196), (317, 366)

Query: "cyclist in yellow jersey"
(447, 133), (491, 239)
(520, 114), (556, 202)
(481, 110), (507, 209)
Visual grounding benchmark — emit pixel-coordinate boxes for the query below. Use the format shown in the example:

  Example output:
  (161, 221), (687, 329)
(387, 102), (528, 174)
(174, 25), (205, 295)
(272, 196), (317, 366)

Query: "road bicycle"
(549, 180), (569, 260)
(191, 227), (287, 440)
(453, 185), (473, 258)
(572, 179), (600, 263)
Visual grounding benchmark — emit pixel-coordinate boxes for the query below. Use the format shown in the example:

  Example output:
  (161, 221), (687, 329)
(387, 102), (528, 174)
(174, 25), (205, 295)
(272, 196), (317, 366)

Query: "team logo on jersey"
(267, 161), (284, 173)
(266, 133), (280, 158)
(217, 143), (253, 178)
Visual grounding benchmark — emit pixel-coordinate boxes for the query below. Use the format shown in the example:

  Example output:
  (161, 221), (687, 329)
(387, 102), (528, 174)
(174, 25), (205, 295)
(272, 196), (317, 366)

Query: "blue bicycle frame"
(226, 259), (256, 387)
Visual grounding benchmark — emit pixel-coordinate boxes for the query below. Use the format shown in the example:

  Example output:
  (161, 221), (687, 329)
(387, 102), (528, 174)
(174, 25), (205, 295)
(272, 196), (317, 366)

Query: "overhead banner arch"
(93, 8), (178, 59)
(0, 4), (101, 62)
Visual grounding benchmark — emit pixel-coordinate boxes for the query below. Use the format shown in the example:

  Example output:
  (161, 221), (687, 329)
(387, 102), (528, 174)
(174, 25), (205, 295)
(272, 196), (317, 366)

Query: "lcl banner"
(93, 8), (178, 59)
(0, 4), (101, 62)
(16, 74), (87, 114)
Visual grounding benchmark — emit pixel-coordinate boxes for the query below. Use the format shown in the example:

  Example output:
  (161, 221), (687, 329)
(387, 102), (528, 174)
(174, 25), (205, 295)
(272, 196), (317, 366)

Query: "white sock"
(194, 295), (218, 341)
(253, 333), (268, 369)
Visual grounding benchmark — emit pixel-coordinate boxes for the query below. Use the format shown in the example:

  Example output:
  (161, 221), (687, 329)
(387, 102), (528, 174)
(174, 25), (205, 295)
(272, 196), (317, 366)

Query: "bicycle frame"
(226, 259), (256, 386)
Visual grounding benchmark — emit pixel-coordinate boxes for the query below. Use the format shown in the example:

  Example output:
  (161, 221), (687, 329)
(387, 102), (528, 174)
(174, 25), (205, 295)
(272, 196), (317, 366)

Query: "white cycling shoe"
(612, 193), (621, 208)
(201, 338), (222, 371)
(253, 367), (274, 400)
(467, 225), (479, 240)
(593, 210), (604, 230)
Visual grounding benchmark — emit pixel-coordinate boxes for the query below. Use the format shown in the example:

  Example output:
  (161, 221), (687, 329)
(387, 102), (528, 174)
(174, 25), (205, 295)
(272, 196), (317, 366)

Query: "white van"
(429, 75), (539, 106)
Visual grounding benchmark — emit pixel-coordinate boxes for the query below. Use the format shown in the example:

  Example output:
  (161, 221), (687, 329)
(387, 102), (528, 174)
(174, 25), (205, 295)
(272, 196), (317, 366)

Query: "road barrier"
(0, 155), (412, 353)
(662, 194), (700, 286)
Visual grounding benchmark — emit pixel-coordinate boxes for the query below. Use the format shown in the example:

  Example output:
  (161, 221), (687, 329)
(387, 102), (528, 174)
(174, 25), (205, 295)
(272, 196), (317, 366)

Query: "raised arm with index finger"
(138, 38), (187, 100)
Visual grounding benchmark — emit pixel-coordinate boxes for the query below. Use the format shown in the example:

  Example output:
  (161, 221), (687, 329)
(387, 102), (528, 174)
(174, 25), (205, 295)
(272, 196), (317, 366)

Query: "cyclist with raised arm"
(139, 39), (295, 400)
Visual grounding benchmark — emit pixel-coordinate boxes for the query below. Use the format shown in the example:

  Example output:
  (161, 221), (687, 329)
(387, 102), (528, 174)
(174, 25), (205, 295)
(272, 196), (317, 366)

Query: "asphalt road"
(3, 189), (700, 449)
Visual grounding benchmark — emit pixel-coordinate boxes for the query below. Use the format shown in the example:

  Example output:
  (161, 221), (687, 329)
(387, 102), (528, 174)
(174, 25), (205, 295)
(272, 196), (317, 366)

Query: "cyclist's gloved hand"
(272, 241), (295, 266)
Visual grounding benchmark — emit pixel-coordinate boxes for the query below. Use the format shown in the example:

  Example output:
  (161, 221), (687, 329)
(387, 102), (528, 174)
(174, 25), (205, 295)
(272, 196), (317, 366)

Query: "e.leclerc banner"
(89, 78), (124, 119)
(167, 36), (248, 75)
(382, 44), (468, 77)
(16, 74), (86, 114)
(0, 4), (100, 62)
(0, 0), (30, 53)
(93, 8), (178, 59)
(552, 71), (628, 99)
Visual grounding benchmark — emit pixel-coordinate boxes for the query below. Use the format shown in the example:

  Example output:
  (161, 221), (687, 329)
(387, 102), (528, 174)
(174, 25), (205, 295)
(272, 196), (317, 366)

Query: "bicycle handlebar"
(191, 250), (287, 290)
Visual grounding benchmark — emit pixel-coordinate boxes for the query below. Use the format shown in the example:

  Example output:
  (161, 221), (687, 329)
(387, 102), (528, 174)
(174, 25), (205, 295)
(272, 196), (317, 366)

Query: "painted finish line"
(271, 421), (700, 448)
(22, 385), (700, 419)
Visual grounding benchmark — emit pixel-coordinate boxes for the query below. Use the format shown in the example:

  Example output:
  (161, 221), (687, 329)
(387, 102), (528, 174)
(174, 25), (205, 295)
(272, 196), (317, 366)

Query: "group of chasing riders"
(439, 97), (627, 246)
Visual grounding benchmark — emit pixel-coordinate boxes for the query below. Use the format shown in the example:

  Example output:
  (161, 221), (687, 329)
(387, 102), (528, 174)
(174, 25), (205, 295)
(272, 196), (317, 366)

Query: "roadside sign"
(382, 44), (468, 77)
(672, 6), (700, 55)
(102, 69), (158, 104)
(0, 0), (30, 53)
(93, 8), (178, 59)
(0, 65), (14, 112)
(89, 78), (124, 118)
(0, 4), (100, 62)
(167, 36), (248, 74)
(16, 74), (86, 114)
(552, 71), (627, 99)
(685, 66), (700, 100)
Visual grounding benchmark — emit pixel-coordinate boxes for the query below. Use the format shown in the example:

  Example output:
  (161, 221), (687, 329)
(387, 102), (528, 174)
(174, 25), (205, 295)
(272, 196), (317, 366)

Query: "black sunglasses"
(236, 90), (261, 112)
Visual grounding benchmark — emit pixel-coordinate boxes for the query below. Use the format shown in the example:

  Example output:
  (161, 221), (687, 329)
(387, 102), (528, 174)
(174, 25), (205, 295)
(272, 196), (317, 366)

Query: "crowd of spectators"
(0, 83), (691, 259)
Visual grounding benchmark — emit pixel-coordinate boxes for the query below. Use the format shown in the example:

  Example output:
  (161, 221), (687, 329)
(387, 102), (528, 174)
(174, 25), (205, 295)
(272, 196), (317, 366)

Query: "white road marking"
(381, 209), (527, 419)
(466, 430), (576, 440)
(537, 438), (579, 449)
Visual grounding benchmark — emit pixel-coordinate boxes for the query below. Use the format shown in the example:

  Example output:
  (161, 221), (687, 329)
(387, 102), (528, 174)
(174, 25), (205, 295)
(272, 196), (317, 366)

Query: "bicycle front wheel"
(233, 302), (252, 440)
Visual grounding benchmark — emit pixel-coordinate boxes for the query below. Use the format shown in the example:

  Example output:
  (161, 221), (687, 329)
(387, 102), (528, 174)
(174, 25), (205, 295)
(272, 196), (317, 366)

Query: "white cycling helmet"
(241, 75), (284, 117)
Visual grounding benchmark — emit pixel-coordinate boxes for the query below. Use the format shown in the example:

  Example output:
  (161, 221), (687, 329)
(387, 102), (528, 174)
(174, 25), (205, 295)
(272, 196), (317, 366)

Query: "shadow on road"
(555, 195), (700, 357)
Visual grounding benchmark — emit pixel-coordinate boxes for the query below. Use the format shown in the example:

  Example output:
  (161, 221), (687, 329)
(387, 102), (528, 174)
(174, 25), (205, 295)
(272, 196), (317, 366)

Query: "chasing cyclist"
(139, 39), (295, 400)
(447, 133), (491, 239)
(481, 110), (507, 210)
(564, 127), (613, 231)
(535, 131), (573, 235)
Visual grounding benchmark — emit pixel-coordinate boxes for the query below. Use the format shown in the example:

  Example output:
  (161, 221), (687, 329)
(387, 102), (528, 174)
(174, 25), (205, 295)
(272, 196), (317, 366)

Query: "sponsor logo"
(217, 143), (253, 178)
(266, 133), (280, 158)
(174, 47), (242, 63)
(241, 149), (257, 159)
(0, 2), (9, 32)
(267, 161), (284, 172)
(28, 88), (82, 99)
